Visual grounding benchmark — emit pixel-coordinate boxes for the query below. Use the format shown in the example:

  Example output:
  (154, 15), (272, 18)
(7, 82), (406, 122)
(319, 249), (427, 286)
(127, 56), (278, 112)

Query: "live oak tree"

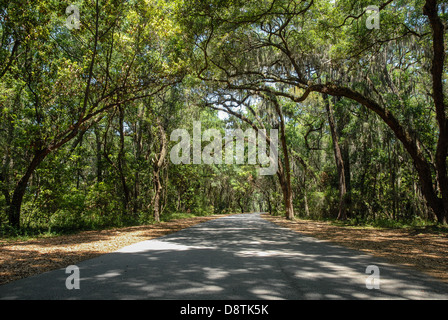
(181, 0), (448, 224)
(0, 0), (185, 228)
(1, 0), (447, 231)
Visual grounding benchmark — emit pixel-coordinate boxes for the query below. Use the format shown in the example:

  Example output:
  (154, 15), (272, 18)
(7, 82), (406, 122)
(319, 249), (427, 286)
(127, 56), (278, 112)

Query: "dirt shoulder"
(262, 214), (448, 283)
(0, 214), (231, 286)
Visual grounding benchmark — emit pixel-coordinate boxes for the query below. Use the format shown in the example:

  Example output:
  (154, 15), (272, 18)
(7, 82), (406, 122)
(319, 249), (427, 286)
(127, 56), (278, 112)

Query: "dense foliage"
(1, 0), (447, 235)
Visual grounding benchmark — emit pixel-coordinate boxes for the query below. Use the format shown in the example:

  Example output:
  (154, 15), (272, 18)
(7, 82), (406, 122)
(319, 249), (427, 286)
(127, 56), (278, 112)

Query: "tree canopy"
(1, 0), (447, 234)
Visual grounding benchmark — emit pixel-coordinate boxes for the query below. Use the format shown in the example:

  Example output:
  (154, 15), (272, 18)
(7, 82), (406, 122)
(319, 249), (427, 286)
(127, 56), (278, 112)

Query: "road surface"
(1, 213), (447, 300)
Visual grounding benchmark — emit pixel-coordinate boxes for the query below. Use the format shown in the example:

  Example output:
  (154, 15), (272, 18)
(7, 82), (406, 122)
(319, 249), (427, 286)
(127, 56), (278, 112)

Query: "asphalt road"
(1, 213), (447, 300)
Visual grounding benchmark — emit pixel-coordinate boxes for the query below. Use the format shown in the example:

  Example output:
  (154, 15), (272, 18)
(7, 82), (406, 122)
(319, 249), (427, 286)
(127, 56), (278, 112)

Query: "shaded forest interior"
(1, 0), (448, 237)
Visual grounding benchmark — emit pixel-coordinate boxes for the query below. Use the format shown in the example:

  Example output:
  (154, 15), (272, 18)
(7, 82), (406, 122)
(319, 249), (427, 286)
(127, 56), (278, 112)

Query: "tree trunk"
(117, 105), (130, 212)
(303, 174), (310, 217)
(152, 117), (168, 222)
(277, 169), (294, 220)
(132, 105), (146, 214)
(153, 170), (162, 222)
(8, 148), (50, 228)
(324, 94), (347, 220)
(271, 96), (295, 220)
(285, 186), (294, 220)
(1, 117), (13, 221)
(237, 197), (244, 213)
(423, 0), (448, 225)
(266, 193), (272, 214)
(95, 126), (103, 183)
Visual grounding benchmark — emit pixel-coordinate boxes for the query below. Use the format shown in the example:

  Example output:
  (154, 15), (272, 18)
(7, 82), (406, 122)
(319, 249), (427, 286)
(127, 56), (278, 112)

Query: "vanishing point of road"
(1, 213), (447, 300)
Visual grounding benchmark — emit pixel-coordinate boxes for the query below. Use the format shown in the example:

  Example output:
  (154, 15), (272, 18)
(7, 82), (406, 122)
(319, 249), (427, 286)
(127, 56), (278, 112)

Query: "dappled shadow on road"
(0, 216), (226, 285)
(263, 214), (448, 283)
(2, 214), (448, 300)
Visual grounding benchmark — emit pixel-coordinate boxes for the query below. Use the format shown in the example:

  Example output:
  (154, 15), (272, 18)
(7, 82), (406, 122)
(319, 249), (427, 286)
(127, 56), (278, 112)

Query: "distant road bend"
(1, 213), (447, 300)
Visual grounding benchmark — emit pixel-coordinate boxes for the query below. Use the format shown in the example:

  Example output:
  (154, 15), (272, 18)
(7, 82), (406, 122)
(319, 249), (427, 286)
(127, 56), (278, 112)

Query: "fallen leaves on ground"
(0, 215), (229, 285)
(262, 214), (448, 283)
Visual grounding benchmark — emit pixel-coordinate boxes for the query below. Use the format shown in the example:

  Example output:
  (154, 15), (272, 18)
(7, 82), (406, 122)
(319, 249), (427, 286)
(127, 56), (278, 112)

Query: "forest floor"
(0, 214), (232, 286)
(263, 214), (448, 283)
(1, 212), (448, 286)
